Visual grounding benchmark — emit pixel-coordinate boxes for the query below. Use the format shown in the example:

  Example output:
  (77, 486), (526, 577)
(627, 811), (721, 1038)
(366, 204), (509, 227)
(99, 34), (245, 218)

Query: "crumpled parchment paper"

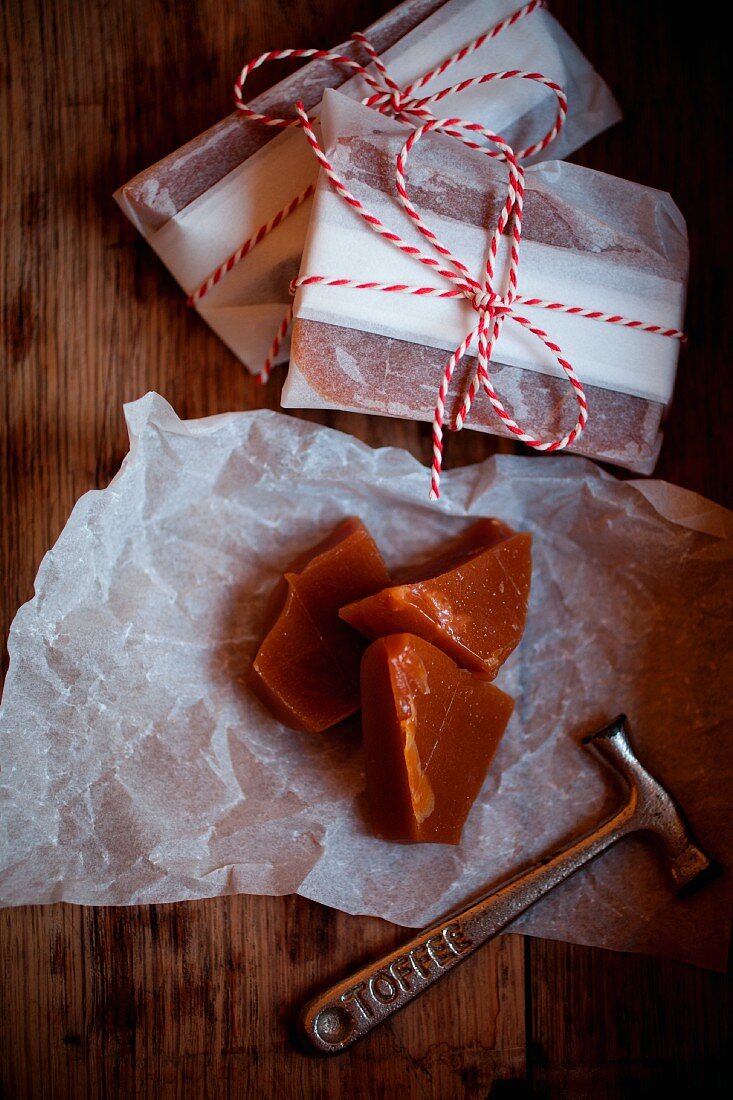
(1, 393), (731, 970)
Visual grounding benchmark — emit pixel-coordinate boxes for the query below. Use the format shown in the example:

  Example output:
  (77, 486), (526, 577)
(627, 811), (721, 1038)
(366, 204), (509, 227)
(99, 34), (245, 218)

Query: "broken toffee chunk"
(249, 517), (391, 733)
(341, 520), (532, 680)
(361, 634), (514, 844)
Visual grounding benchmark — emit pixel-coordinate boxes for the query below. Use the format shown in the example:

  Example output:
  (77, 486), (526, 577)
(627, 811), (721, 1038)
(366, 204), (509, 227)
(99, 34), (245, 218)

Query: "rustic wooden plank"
(0, 1), (523, 1096)
(1, 0), (730, 1096)
(552, 0), (733, 507)
(0, 900), (526, 1098)
(528, 939), (729, 1098)
(529, 2), (732, 1095)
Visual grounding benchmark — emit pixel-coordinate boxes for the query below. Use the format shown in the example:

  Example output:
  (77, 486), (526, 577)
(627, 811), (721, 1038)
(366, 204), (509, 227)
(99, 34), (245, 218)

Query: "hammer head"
(583, 716), (718, 893)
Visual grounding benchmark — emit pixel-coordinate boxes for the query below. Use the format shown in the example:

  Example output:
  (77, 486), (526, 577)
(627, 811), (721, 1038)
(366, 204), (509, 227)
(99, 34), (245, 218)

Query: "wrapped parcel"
(285, 92), (688, 474)
(114, 0), (621, 373)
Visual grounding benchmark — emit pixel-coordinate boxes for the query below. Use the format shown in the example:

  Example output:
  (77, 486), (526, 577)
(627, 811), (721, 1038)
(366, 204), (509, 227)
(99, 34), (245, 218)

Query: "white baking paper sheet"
(1, 395), (730, 970)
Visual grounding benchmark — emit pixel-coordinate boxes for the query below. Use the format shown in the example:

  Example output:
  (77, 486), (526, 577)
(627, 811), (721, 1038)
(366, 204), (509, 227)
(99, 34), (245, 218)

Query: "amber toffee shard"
(249, 517), (391, 733)
(341, 520), (532, 680)
(360, 634), (514, 844)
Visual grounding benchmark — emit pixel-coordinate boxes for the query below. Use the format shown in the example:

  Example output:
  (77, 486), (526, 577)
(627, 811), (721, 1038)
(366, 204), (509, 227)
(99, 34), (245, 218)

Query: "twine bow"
(187, 0), (553, 379)
(291, 70), (594, 498)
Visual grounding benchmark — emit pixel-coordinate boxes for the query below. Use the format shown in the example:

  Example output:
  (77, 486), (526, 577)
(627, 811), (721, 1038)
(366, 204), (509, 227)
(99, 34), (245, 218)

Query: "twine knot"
(468, 287), (509, 315)
(349, 32), (428, 122)
(388, 91), (404, 114)
(379, 89), (426, 120)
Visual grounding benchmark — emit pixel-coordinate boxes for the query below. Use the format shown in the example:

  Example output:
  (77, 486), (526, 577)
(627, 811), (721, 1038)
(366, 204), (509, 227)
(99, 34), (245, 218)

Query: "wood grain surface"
(1, 1), (730, 1097)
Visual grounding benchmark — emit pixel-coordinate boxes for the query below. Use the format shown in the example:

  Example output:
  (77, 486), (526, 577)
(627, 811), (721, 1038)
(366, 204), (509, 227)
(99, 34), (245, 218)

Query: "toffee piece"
(361, 634), (514, 844)
(341, 520), (532, 679)
(249, 517), (390, 733)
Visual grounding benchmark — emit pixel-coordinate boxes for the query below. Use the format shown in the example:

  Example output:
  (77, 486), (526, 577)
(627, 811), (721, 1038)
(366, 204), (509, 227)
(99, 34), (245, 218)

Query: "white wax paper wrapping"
(118, 0), (621, 373)
(1, 394), (731, 971)
(290, 91), (686, 406)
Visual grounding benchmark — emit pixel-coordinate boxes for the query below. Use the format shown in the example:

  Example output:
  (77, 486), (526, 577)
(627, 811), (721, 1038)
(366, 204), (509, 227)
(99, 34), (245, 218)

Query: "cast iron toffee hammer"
(300, 716), (716, 1054)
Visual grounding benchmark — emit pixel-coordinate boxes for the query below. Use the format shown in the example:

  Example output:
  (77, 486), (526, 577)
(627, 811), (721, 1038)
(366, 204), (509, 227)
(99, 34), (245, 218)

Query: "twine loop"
(188, 2), (549, 329)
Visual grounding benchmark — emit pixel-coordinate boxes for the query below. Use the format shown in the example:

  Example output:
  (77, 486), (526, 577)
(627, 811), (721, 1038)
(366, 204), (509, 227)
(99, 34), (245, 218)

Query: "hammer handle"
(300, 808), (633, 1053)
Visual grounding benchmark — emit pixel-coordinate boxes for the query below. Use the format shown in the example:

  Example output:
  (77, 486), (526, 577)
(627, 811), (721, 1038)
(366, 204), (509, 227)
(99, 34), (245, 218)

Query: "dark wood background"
(1, 1), (730, 1096)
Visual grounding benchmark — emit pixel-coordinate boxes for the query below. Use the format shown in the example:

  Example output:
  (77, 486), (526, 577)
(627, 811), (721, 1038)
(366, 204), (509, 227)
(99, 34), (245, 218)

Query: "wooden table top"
(1, 1), (730, 1096)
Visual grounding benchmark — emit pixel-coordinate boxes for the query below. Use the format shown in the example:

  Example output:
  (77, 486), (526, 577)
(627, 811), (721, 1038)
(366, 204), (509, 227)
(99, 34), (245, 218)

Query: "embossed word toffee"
(340, 922), (473, 1020)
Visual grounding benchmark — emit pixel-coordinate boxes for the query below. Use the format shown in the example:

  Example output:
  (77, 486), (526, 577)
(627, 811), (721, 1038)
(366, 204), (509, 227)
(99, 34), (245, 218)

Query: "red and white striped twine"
(290, 86), (685, 498)
(188, 0), (547, 370)
(187, 0), (686, 498)
(187, 185), (314, 306)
